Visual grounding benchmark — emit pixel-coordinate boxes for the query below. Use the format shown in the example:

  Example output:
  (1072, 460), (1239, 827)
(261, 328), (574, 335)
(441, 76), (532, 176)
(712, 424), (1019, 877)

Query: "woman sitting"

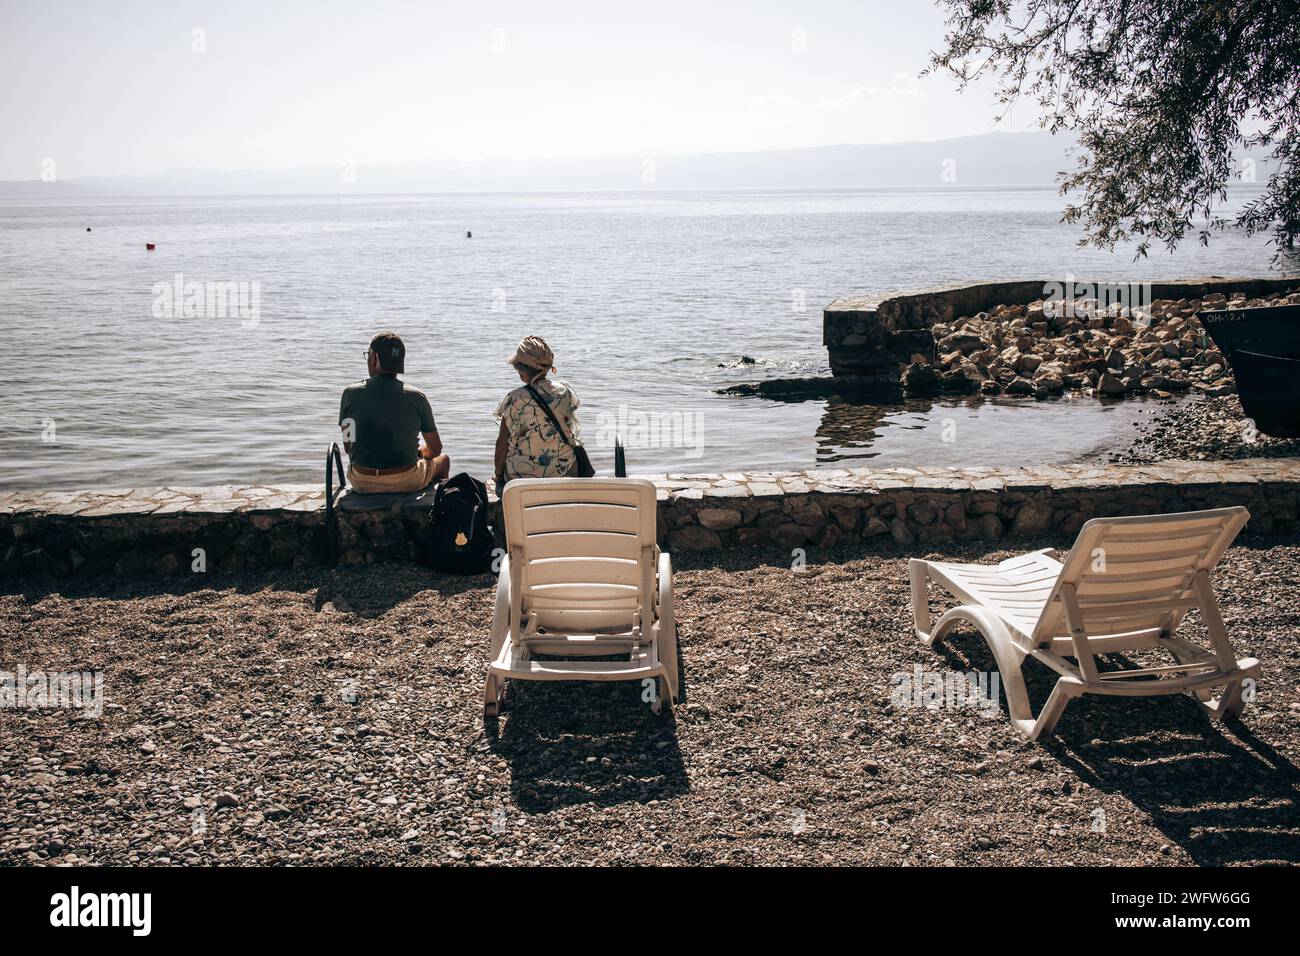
(494, 335), (583, 497)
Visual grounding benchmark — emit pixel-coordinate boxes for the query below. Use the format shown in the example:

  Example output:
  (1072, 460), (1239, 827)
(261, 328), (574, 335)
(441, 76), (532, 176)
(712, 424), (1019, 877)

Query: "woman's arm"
(494, 419), (509, 479)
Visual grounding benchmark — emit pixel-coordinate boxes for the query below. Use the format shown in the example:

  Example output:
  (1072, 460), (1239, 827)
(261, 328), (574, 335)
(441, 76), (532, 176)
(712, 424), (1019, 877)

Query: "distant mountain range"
(0, 131), (1275, 196)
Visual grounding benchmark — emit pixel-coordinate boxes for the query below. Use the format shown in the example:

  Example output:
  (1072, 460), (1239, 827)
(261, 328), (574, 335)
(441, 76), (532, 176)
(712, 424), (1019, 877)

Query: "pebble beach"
(4, 538), (1299, 867)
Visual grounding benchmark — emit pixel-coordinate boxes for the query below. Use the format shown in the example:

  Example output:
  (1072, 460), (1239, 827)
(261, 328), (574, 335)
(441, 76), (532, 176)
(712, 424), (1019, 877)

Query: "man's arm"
(420, 427), (442, 459)
(415, 391), (440, 459)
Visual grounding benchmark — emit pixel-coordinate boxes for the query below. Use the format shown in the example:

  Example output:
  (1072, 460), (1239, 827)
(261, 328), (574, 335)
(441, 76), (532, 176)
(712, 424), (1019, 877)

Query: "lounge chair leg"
(997, 653), (1036, 734)
(1205, 677), (1248, 721)
(484, 674), (502, 718)
(657, 626), (680, 706)
(1220, 679), (1247, 720)
(909, 559), (933, 643)
(1167, 639), (1256, 721)
(930, 605), (1048, 738)
(1027, 680), (1073, 741)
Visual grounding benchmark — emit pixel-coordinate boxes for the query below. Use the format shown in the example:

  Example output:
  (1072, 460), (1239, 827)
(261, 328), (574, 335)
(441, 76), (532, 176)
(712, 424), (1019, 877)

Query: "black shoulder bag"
(524, 383), (596, 478)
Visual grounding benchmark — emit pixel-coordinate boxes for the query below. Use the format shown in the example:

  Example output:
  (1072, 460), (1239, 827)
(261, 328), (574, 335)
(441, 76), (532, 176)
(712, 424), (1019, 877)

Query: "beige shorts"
(347, 458), (438, 494)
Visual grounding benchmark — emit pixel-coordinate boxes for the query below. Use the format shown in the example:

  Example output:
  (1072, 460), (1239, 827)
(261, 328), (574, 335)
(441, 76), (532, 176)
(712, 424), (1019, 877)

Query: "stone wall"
(824, 276), (1300, 381)
(2, 459), (1298, 578)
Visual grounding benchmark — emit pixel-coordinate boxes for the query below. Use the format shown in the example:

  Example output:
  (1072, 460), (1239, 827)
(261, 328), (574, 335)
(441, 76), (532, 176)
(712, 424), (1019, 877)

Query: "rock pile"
(902, 289), (1300, 400)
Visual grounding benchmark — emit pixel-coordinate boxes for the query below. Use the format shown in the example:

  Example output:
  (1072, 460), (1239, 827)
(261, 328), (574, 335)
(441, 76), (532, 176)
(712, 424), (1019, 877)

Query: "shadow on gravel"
(4, 532), (1295, 603)
(933, 624), (1300, 865)
(1049, 719), (1300, 865)
(668, 533), (1300, 579)
(0, 564), (497, 619)
(487, 678), (688, 814)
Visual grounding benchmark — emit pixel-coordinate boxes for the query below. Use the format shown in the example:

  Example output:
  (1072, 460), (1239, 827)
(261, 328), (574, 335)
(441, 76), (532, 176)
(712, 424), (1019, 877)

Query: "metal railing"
(324, 442), (346, 567)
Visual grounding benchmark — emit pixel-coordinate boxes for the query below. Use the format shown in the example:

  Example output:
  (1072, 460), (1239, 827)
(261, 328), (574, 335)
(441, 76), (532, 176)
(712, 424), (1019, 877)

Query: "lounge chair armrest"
(490, 554), (512, 659)
(657, 551), (674, 619)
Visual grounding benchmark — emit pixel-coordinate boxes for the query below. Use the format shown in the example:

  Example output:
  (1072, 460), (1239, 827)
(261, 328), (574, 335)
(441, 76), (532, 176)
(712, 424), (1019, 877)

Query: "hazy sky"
(0, 0), (1035, 180)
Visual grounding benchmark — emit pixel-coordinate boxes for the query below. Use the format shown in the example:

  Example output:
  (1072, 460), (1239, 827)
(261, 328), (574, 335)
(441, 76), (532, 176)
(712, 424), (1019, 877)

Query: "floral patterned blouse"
(493, 378), (582, 480)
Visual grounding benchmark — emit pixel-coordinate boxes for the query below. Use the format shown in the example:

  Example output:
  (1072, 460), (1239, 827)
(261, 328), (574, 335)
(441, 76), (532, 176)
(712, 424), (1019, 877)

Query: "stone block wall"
(1, 460), (1298, 578)
(654, 461), (1300, 552)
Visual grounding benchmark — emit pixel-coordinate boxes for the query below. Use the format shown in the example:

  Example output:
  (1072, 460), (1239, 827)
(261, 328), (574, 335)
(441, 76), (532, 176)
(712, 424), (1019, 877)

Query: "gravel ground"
(1112, 394), (1300, 464)
(3, 537), (1300, 867)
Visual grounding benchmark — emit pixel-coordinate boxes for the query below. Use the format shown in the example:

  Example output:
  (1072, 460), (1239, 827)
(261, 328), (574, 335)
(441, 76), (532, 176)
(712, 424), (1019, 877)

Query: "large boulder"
(666, 526), (721, 551)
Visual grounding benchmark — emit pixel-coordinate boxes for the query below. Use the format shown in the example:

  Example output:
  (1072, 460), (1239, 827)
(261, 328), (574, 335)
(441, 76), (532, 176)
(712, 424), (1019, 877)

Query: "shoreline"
(1110, 394), (1300, 464)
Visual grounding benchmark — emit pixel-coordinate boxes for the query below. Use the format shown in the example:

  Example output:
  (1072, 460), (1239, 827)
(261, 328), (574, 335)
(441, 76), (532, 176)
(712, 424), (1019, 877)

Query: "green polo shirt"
(338, 374), (435, 470)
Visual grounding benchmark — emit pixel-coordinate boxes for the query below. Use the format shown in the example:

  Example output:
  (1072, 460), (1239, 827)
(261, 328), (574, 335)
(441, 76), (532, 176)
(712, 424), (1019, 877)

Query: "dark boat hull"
(1198, 303), (1300, 355)
(1196, 304), (1300, 438)
(1225, 349), (1300, 438)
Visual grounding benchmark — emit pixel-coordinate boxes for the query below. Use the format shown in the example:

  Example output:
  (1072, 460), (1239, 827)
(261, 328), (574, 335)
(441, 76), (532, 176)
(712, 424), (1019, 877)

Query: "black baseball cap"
(369, 332), (405, 373)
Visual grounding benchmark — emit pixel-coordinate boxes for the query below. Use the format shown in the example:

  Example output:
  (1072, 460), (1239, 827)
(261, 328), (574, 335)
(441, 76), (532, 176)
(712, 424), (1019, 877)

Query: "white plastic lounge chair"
(484, 478), (679, 718)
(909, 507), (1260, 740)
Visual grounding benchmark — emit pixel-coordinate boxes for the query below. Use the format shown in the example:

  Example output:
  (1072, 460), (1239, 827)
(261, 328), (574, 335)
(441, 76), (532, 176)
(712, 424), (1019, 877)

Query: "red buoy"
(145, 243), (156, 251)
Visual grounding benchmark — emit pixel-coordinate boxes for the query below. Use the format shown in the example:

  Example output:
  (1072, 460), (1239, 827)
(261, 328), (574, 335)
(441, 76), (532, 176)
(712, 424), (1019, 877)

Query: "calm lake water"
(0, 187), (1290, 490)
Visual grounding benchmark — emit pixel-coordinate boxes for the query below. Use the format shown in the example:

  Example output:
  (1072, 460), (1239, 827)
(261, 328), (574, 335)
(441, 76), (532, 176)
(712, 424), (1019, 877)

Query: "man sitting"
(339, 332), (450, 493)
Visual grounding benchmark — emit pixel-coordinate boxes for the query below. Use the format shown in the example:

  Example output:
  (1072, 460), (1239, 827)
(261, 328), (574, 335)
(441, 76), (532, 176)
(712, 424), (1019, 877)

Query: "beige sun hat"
(507, 335), (555, 373)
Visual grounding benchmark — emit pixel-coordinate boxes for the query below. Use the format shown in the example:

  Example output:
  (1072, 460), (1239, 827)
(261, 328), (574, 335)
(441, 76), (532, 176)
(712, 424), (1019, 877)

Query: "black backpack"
(423, 472), (495, 574)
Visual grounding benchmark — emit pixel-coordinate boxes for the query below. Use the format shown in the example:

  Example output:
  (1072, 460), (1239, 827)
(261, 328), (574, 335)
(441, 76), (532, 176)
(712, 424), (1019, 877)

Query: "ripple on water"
(0, 189), (1283, 489)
